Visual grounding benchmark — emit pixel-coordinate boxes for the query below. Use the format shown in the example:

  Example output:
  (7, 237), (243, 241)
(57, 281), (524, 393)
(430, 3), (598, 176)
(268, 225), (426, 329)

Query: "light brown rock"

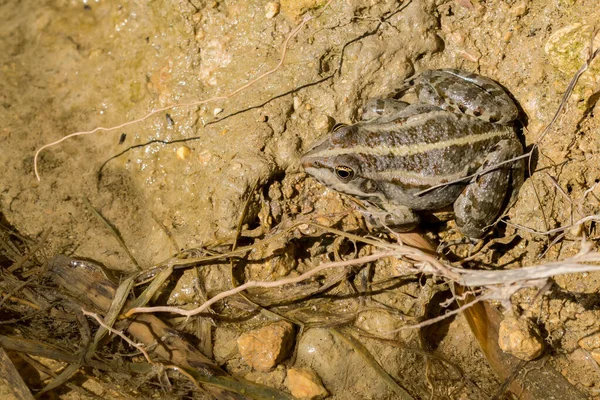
(265, 2), (280, 19)
(286, 367), (328, 399)
(498, 316), (544, 361)
(578, 332), (600, 364)
(237, 321), (295, 371)
(280, 0), (326, 20)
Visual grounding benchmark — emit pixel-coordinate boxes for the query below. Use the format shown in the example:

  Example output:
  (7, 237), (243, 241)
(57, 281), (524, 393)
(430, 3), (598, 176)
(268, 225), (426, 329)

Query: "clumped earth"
(1, 0), (600, 398)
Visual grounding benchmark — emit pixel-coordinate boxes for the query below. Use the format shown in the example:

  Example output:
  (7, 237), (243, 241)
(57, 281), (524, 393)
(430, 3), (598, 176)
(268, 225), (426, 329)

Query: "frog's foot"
(359, 204), (420, 234)
(454, 138), (524, 239)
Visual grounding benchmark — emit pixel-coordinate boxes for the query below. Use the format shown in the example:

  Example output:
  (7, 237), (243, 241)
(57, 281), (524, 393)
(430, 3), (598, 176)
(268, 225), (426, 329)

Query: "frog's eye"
(334, 165), (355, 182)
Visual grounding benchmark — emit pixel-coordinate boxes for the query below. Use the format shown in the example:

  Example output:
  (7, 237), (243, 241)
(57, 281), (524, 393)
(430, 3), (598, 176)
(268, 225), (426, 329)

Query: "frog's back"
(328, 111), (511, 209)
(346, 111), (512, 174)
(301, 69), (523, 236)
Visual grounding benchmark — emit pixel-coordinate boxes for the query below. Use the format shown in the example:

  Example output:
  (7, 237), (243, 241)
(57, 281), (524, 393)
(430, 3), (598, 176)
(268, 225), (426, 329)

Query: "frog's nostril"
(301, 158), (320, 169)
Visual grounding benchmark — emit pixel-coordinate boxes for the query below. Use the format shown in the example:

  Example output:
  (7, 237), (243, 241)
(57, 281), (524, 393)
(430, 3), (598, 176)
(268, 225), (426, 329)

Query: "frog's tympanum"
(301, 69), (524, 239)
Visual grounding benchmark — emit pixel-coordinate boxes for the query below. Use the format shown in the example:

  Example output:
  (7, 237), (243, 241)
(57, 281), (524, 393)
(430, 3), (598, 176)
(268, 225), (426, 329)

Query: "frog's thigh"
(454, 139), (521, 238)
(365, 204), (420, 232)
(362, 98), (409, 121)
(416, 69), (518, 124)
(429, 69), (509, 98)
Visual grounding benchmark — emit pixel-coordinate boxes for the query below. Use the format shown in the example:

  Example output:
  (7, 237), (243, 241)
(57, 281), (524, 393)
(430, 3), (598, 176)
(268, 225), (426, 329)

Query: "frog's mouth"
(300, 162), (329, 184)
(300, 157), (328, 172)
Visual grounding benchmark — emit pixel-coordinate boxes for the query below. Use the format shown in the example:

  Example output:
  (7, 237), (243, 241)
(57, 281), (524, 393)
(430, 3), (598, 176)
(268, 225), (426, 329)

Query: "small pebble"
(498, 316), (544, 361)
(195, 29), (205, 42)
(510, 1), (529, 17)
(213, 107), (223, 116)
(312, 114), (334, 133)
(578, 332), (600, 364)
(176, 146), (191, 160)
(447, 31), (465, 46)
(281, 0), (323, 20)
(197, 149), (212, 165)
(286, 368), (328, 400)
(293, 96), (303, 112)
(459, 50), (479, 63)
(265, 2), (280, 19)
(237, 321), (295, 371)
(455, 0), (473, 9)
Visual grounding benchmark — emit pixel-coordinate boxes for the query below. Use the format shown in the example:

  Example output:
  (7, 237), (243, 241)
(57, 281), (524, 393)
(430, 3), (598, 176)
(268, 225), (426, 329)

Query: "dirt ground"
(1, 0), (600, 398)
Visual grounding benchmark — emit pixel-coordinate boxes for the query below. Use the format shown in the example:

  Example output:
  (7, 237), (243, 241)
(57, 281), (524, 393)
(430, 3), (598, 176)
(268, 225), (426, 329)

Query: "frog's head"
(300, 124), (385, 203)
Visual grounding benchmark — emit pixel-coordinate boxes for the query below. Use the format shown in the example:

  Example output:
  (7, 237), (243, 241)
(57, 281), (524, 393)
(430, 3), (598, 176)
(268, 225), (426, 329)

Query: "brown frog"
(301, 69), (524, 238)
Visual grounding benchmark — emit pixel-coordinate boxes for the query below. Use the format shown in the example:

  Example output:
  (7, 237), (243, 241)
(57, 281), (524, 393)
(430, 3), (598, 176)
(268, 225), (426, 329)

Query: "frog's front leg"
(454, 138), (524, 239)
(415, 69), (519, 124)
(361, 202), (420, 232)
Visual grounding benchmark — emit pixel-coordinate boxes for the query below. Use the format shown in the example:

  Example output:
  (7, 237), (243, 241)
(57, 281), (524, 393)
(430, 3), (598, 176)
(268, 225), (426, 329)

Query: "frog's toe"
(455, 220), (489, 239)
(360, 207), (420, 233)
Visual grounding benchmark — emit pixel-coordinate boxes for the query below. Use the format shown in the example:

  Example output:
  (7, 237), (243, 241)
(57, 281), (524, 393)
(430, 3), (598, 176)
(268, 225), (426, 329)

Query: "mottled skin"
(301, 69), (524, 238)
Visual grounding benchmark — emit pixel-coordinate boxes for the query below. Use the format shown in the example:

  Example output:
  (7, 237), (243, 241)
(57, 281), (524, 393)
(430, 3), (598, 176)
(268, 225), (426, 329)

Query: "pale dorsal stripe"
(364, 169), (468, 185)
(357, 112), (442, 133)
(315, 128), (510, 158)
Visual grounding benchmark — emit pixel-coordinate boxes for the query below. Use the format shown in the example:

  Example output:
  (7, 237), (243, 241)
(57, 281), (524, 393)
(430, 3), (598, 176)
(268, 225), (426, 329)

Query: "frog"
(300, 69), (524, 239)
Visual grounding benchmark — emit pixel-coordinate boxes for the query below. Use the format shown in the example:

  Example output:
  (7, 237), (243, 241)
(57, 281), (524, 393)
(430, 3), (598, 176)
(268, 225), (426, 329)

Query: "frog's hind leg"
(415, 69), (519, 124)
(454, 138), (524, 239)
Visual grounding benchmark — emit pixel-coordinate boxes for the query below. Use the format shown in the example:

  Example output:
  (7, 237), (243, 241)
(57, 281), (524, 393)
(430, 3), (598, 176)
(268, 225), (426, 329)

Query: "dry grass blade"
(0, 335), (80, 365)
(331, 328), (414, 400)
(536, 43), (600, 145)
(50, 254), (293, 400)
(456, 246), (600, 287)
(84, 197), (141, 270)
(37, 363), (81, 396)
(127, 265), (174, 311)
(6, 228), (51, 273)
(394, 234), (587, 399)
(0, 335), (152, 374)
(83, 310), (154, 365)
(0, 347), (35, 400)
(90, 276), (135, 351)
(0, 276), (36, 310)
(125, 252), (395, 318)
